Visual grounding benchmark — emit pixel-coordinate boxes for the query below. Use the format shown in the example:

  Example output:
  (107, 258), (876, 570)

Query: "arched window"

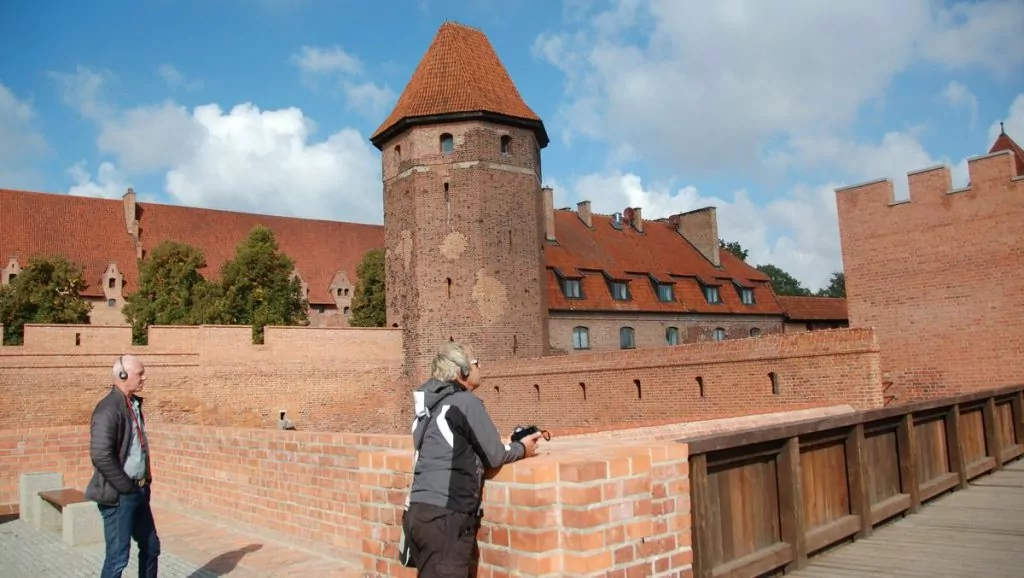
(572, 326), (589, 350)
(619, 327), (635, 349)
(666, 326), (679, 345)
(440, 133), (453, 154)
(749, 327), (761, 338)
(712, 328), (727, 341)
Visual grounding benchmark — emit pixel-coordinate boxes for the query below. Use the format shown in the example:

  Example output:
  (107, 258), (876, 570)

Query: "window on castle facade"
(750, 327), (761, 337)
(500, 135), (511, 155)
(704, 285), (721, 304)
(572, 326), (589, 350)
(666, 326), (679, 345)
(440, 133), (453, 154)
(611, 281), (629, 301)
(656, 283), (673, 302)
(619, 327), (635, 349)
(563, 278), (582, 298)
(740, 288), (754, 305)
(712, 328), (726, 341)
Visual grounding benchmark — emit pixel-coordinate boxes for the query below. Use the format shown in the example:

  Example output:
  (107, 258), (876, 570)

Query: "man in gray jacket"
(404, 341), (542, 576)
(85, 354), (160, 578)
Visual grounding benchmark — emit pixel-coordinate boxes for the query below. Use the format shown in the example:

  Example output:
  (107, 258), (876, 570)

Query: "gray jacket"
(84, 386), (149, 505)
(408, 378), (525, 514)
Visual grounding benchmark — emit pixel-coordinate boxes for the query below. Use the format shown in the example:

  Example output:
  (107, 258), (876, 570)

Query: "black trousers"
(405, 502), (480, 577)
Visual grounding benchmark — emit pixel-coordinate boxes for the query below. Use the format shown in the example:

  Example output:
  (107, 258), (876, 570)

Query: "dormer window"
(656, 283), (674, 302)
(611, 281), (629, 301)
(704, 285), (721, 304)
(500, 135), (511, 155)
(440, 133), (453, 154)
(740, 287), (754, 305)
(563, 278), (582, 299)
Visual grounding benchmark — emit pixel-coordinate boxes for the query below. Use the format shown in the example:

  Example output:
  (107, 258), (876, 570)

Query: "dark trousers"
(405, 502), (479, 577)
(98, 484), (161, 578)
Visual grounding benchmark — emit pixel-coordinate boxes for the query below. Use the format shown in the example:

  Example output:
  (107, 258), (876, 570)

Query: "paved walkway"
(789, 458), (1024, 578)
(0, 503), (360, 577)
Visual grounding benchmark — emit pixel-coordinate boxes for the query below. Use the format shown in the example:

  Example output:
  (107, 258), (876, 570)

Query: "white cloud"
(939, 81), (979, 126)
(291, 45), (396, 118)
(0, 82), (47, 189)
(52, 66), (384, 225)
(156, 64), (203, 92)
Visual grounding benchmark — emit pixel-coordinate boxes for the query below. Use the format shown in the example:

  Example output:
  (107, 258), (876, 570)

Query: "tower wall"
(382, 120), (550, 381)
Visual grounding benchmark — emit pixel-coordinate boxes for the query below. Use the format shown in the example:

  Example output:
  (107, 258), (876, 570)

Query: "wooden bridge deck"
(789, 458), (1024, 578)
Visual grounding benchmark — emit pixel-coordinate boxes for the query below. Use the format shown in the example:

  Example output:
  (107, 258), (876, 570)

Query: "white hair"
(431, 341), (472, 382)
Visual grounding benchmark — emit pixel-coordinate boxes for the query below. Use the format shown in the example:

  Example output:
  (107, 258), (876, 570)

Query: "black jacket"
(84, 386), (150, 505)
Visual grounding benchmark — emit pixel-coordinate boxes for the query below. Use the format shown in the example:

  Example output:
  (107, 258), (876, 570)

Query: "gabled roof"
(988, 124), (1024, 176)
(370, 21), (548, 148)
(544, 210), (784, 315)
(776, 296), (848, 322)
(0, 188), (141, 298)
(134, 201), (384, 305)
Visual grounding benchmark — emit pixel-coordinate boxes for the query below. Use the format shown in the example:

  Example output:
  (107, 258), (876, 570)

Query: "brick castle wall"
(0, 426), (92, 507)
(0, 324), (406, 432)
(1, 324), (884, 435)
(836, 149), (1024, 402)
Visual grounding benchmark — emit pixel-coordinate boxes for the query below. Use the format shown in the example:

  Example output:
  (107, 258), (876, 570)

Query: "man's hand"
(520, 432), (544, 457)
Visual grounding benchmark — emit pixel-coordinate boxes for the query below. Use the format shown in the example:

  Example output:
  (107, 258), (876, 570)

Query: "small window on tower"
(500, 135), (511, 155)
(440, 133), (453, 154)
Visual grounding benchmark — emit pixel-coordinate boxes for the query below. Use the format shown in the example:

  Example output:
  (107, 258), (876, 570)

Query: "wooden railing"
(685, 384), (1024, 578)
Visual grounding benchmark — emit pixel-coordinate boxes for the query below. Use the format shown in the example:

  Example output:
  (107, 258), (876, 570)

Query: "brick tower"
(370, 21), (551, 382)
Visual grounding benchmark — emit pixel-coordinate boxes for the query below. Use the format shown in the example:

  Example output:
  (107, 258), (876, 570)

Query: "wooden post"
(845, 423), (873, 539)
(982, 397), (1003, 470)
(778, 436), (807, 571)
(897, 413), (920, 513)
(1012, 391), (1024, 447)
(690, 453), (714, 578)
(945, 404), (968, 490)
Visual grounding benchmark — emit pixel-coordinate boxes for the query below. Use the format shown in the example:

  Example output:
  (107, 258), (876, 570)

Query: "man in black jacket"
(404, 341), (543, 576)
(85, 354), (160, 578)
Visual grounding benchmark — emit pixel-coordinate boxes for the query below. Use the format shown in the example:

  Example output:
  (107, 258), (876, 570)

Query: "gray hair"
(431, 341), (472, 382)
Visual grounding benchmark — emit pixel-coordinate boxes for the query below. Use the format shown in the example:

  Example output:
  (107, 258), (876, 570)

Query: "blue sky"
(1, 0), (1022, 291)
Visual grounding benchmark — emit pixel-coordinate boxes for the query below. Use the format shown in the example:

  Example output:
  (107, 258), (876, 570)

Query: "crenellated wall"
(835, 148), (1024, 402)
(0, 324), (406, 432)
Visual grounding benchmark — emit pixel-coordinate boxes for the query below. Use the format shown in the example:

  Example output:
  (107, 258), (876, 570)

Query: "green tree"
(350, 248), (386, 327)
(816, 271), (846, 298)
(218, 225), (308, 343)
(122, 240), (222, 344)
(719, 239), (749, 261)
(756, 263), (812, 296)
(0, 255), (92, 345)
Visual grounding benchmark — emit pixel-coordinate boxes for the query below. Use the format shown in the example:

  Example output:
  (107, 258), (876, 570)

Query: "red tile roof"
(134, 201), (384, 305)
(370, 21), (547, 147)
(988, 126), (1024, 176)
(776, 296), (848, 321)
(545, 210), (784, 315)
(0, 189), (140, 298)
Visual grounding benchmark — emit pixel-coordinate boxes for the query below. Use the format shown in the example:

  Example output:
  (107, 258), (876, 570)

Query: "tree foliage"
(0, 255), (92, 345)
(755, 264), (812, 296)
(218, 225), (309, 343)
(816, 271), (846, 298)
(122, 241), (221, 344)
(718, 239), (749, 261)
(350, 248), (386, 327)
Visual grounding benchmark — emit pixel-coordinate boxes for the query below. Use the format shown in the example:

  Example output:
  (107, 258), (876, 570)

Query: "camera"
(511, 425), (551, 443)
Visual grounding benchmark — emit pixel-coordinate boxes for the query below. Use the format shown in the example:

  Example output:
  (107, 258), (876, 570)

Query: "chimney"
(627, 206), (643, 232)
(122, 188), (142, 258)
(671, 207), (720, 266)
(577, 200), (592, 227)
(542, 186), (556, 241)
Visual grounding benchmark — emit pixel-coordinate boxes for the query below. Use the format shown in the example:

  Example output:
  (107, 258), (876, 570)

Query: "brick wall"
(836, 150), (1024, 402)
(549, 312), (784, 353)
(473, 327), (884, 435)
(0, 324), (406, 432)
(0, 426), (92, 508)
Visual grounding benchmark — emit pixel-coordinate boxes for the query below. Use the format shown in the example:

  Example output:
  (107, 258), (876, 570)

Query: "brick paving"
(0, 504), (360, 577)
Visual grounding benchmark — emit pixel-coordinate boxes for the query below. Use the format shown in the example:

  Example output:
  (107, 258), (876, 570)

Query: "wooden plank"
(691, 453), (714, 578)
(844, 423), (872, 539)
(945, 403), (968, 490)
(983, 397), (1003, 471)
(37, 489), (86, 508)
(897, 413), (920, 514)
(777, 436), (807, 572)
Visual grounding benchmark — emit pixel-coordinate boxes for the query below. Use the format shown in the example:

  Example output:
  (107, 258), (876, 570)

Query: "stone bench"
(19, 473), (104, 546)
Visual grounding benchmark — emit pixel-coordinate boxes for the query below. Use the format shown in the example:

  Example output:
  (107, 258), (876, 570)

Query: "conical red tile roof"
(988, 124), (1024, 176)
(370, 21), (547, 148)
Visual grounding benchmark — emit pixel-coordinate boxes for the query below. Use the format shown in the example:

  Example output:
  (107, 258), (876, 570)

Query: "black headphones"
(117, 356), (128, 381)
